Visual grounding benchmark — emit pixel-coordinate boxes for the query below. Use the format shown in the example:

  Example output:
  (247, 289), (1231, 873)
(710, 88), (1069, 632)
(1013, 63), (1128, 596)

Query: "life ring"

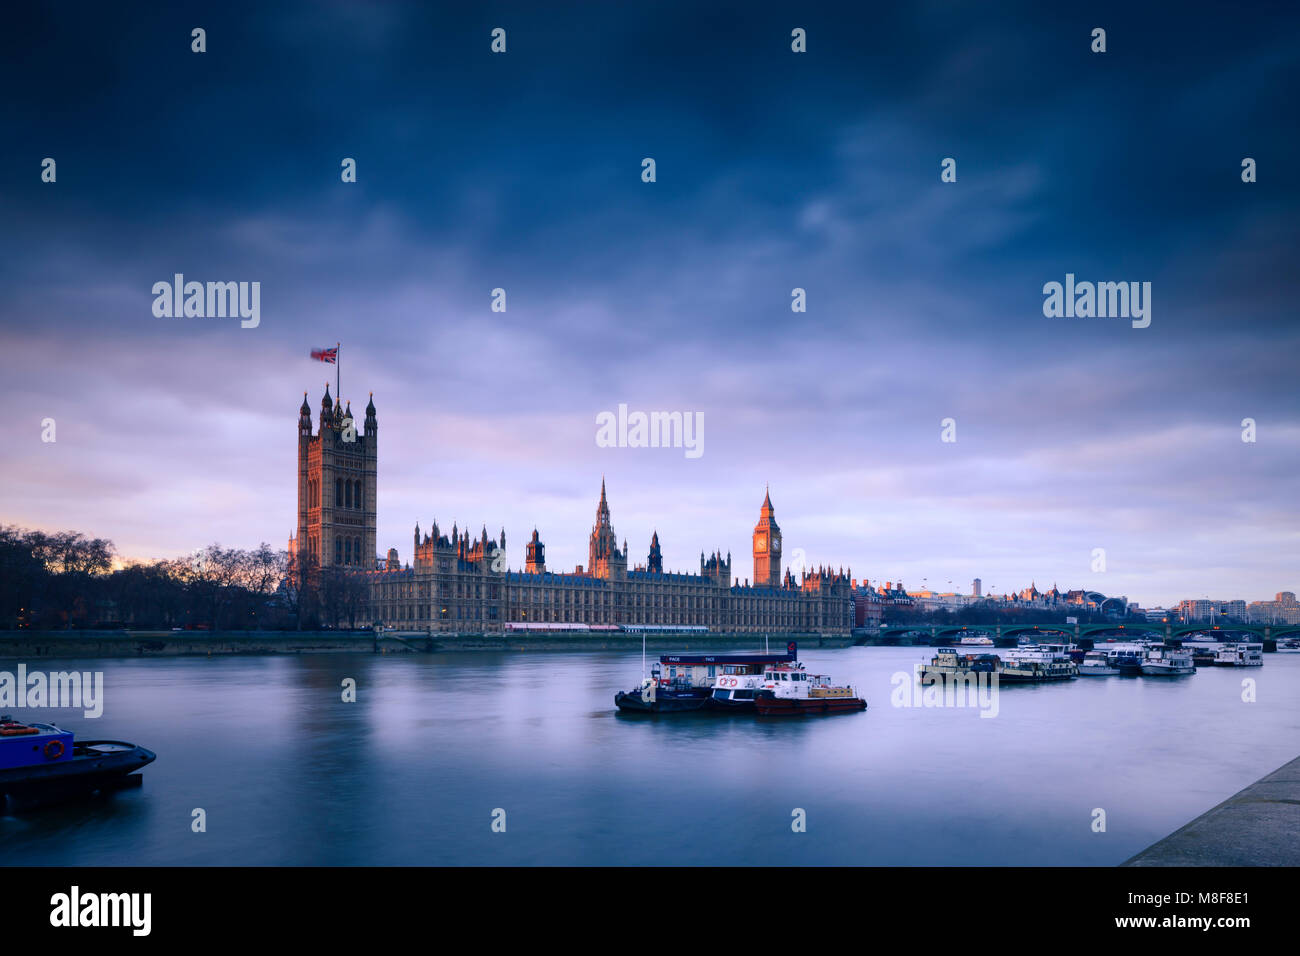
(44, 739), (66, 760)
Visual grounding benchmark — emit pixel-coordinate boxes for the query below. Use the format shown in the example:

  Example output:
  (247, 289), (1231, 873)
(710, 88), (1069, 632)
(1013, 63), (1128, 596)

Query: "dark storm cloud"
(1, 1), (1297, 605)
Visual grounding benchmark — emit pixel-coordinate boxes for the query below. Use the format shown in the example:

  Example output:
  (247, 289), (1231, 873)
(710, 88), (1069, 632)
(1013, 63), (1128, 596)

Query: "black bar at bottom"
(2, 866), (1284, 942)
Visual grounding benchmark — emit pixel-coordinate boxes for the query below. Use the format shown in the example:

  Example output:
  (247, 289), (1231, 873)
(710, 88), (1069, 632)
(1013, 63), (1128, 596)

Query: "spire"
(299, 391), (313, 435)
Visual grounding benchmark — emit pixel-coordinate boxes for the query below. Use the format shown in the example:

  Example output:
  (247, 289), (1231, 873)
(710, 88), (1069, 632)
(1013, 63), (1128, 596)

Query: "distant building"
(1176, 598), (1249, 624)
(1246, 591), (1300, 624)
(852, 581), (885, 627)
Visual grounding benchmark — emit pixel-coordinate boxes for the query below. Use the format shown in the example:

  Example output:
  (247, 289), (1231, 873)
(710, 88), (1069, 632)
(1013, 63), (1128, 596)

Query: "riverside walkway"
(1123, 754), (1300, 866)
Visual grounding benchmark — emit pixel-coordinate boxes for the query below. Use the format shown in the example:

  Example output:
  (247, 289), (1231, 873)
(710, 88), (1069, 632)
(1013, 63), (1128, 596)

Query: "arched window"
(354, 480), (362, 510)
(336, 479), (343, 508)
(335, 537), (342, 564)
(345, 481), (352, 509)
(345, 538), (352, 564)
(354, 537), (362, 566)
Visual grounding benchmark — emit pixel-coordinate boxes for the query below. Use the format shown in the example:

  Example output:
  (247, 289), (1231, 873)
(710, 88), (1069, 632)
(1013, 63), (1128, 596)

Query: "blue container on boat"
(0, 720), (75, 769)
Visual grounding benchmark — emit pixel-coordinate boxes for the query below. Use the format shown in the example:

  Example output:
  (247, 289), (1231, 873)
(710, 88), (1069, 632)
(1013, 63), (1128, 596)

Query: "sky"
(1, 1), (1297, 608)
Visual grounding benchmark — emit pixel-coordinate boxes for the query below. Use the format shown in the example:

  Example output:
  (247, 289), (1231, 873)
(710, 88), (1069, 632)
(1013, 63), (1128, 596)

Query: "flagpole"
(336, 341), (341, 403)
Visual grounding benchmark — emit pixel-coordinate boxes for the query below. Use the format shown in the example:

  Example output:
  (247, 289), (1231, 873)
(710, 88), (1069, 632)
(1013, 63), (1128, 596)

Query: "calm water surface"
(3, 647), (1298, 865)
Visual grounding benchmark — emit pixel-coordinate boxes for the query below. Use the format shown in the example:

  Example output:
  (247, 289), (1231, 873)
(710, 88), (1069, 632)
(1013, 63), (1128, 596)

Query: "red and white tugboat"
(753, 662), (867, 716)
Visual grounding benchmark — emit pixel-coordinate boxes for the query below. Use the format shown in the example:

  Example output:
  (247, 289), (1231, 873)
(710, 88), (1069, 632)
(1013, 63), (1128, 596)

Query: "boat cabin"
(659, 644), (798, 689)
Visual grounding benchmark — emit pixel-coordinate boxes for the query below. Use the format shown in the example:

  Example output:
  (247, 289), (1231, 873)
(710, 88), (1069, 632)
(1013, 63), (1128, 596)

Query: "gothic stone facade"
(369, 481), (851, 636)
(290, 386), (377, 575)
(294, 387), (852, 635)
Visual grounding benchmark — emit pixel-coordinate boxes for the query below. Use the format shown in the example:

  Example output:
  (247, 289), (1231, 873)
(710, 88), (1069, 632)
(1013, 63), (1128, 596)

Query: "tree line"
(0, 525), (369, 631)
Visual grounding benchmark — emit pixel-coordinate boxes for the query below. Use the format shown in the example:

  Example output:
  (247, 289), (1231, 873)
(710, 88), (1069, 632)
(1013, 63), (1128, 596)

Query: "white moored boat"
(999, 643), (1078, 682)
(1078, 650), (1119, 676)
(1140, 646), (1195, 676)
(1213, 643), (1264, 667)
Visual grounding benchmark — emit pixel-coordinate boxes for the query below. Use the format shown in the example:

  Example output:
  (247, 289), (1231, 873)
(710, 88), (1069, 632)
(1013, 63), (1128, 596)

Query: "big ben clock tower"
(753, 486), (782, 587)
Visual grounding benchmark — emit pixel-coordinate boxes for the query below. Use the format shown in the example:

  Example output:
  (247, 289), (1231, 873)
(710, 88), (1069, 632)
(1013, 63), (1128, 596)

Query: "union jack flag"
(310, 347), (338, 364)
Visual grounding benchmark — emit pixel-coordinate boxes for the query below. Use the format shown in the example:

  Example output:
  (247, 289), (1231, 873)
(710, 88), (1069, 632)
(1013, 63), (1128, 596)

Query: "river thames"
(2, 646), (1297, 865)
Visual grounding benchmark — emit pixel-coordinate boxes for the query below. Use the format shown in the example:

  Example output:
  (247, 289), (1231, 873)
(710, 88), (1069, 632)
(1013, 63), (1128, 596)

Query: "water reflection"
(0, 648), (1296, 865)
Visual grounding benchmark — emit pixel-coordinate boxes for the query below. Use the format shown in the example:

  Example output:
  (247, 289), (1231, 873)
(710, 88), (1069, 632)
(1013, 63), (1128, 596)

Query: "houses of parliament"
(292, 386), (853, 635)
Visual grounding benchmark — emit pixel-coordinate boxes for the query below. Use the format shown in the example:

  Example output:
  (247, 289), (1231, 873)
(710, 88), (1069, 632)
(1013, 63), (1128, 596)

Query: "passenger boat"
(1100, 641), (1149, 676)
(918, 649), (1001, 681)
(615, 644), (799, 714)
(752, 661), (866, 715)
(1078, 650), (1119, 676)
(999, 644), (1078, 682)
(0, 717), (155, 802)
(1212, 643), (1264, 667)
(1140, 646), (1195, 676)
(1276, 639), (1300, 654)
(1015, 640), (1085, 663)
(957, 635), (994, 647)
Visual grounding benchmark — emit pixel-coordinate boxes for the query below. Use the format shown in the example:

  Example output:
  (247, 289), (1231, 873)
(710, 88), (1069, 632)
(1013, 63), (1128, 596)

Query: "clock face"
(755, 537), (766, 552)
(772, 535), (781, 552)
